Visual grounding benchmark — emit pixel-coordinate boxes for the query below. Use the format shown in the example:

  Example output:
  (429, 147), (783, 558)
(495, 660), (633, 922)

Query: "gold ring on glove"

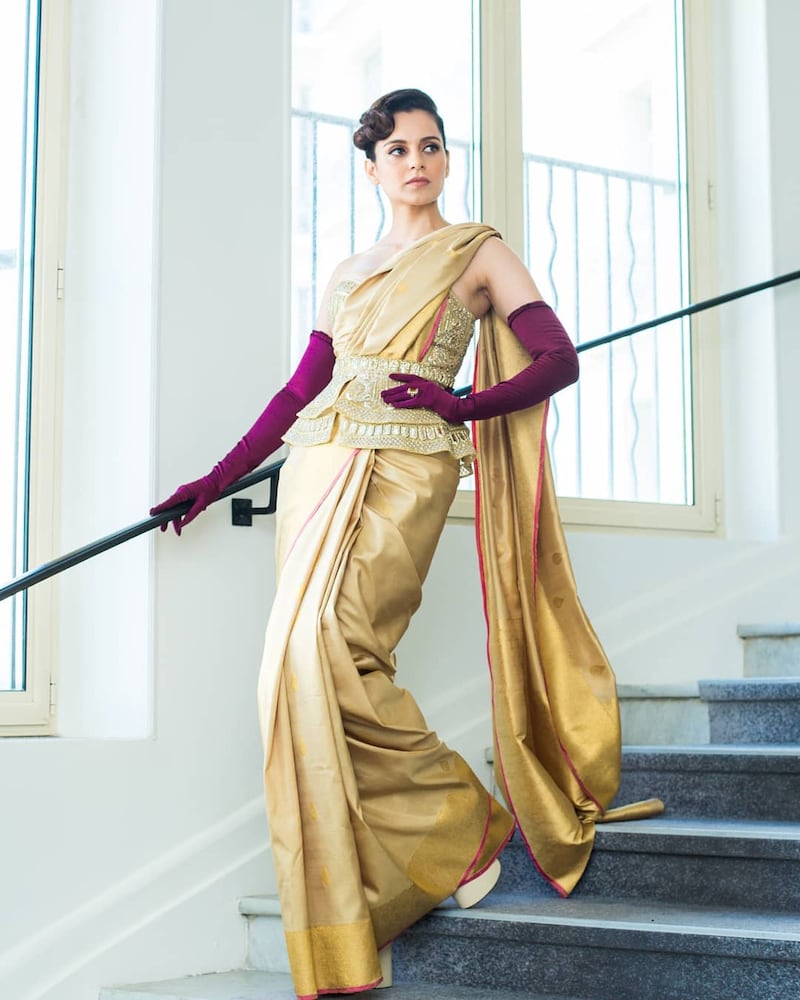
(406, 387), (419, 397)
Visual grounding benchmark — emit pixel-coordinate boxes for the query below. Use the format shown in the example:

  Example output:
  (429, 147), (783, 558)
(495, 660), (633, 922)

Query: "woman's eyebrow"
(382, 135), (441, 146)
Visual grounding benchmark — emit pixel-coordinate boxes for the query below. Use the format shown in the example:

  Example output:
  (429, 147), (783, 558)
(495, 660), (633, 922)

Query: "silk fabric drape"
(256, 223), (661, 997)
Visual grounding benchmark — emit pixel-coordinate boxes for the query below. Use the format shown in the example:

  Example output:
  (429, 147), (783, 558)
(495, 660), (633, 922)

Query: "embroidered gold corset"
(283, 280), (478, 475)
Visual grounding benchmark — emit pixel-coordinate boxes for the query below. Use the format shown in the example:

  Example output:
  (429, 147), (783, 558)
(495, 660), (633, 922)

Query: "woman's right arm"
(150, 258), (361, 535)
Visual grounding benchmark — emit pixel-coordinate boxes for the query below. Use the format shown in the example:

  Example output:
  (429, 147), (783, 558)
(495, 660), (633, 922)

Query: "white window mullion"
(449, 0), (524, 520)
(478, 0), (524, 256)
(0, 0), (71, 735)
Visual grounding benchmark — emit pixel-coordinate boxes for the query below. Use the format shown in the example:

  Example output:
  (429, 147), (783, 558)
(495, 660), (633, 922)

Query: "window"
(0, 0), (69, 734)
(291, 0), (479, 364)
(291, 0), (718, 531)
(0, 0), (38, 698)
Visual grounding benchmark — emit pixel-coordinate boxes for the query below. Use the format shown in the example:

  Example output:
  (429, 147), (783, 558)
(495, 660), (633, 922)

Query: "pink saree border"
(418, 295), (450, 360)
(281, 448), (360, 570)
(473, 414), (568, 898)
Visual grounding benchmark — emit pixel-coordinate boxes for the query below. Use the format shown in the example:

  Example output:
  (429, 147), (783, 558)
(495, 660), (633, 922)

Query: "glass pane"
(520, 0), (691, 504)
(291, 0), (479, 363)
(0, 0), (40, 690)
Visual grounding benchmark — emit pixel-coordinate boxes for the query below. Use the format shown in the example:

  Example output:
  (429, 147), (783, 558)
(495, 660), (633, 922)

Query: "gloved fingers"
(383, 374), (436, 407)
(179, 497), (208, 530)
(381, 385), (421, 405)
(150, 484), (198, 537)
(386, 394), (426, 410)
(149, 487), (189, 516)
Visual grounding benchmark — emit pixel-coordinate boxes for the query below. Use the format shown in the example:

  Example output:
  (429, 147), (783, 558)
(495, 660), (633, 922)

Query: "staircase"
(100, 627), (800, 1000)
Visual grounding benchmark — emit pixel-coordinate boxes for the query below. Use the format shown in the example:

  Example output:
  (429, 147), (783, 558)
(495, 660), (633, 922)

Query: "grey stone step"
(618, 683), (708, 745)
(394, 898), (800, 1000)
(699, 679), (800, 743)
(99, 968), (582, 999)
(497, 819), (800, 911)
(617, 744), (800, 821)
(738, 623), (800, 677)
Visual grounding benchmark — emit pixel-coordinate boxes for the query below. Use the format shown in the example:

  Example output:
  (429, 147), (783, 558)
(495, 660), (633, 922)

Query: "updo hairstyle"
(353, 89), (447, 162)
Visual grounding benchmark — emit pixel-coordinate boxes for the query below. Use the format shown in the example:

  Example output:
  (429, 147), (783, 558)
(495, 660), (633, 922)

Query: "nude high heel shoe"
(375, 943), (392, 989)
(453, 858), (502, 909)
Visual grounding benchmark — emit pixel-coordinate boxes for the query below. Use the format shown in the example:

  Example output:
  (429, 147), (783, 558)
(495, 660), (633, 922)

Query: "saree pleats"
(259, 443), (514, 998)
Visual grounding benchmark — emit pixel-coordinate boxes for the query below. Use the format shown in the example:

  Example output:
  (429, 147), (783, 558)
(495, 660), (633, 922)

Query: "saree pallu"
(259, 441), (514, 998)
(474, 309), (663, 899)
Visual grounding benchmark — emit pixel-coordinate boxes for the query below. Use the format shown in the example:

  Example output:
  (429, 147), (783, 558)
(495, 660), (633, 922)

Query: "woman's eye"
(388, 146), (405, 156)
(424, 143), (441, 153)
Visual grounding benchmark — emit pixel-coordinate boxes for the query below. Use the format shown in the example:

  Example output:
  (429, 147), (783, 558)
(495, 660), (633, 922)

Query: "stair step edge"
(241, 893), (800, 938)
(422, 904), (800, 952)
(100, 969), (584, 1000)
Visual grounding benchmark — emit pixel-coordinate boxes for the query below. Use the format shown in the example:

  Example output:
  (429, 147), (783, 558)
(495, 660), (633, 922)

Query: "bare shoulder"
(472, 235), (528, 276)
(326, 253), (367, 287)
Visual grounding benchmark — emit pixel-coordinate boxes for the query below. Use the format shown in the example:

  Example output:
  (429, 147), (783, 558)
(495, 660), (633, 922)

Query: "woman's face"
(365, 109), (449, 206)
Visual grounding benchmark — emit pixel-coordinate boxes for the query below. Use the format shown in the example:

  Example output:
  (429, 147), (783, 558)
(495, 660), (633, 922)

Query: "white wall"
(2, 1), (800, 998)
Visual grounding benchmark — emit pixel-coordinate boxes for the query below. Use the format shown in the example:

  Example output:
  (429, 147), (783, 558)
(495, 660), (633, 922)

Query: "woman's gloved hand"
(380, 373), (462, 422)
(150, 330), (335, 535)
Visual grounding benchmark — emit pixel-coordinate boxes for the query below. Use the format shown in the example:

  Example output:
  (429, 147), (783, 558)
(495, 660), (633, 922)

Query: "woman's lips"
(406, 177), (429, 186)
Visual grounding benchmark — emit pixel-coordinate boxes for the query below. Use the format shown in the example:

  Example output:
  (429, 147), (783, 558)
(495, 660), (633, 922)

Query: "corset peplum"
(283, 282), (478, 475)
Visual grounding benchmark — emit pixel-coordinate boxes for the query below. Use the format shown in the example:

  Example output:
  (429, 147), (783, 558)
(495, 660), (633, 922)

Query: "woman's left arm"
(470, 236), (545, 322)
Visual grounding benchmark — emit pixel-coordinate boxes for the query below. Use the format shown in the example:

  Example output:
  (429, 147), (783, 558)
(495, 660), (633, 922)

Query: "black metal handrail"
(0, 464), (282, 602)
(2, 267), (799, 603)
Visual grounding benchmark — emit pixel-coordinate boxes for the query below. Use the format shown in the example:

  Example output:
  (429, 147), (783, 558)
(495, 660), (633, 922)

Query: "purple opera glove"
(381, 301), (579, 422)
(150, 331), (335, 535)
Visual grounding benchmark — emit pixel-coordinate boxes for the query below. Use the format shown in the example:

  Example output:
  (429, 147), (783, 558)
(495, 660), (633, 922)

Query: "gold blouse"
(283, 280), (478, 475)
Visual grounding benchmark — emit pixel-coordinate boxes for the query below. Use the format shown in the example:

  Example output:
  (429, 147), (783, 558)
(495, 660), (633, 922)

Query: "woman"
(152, 90), (660, 999)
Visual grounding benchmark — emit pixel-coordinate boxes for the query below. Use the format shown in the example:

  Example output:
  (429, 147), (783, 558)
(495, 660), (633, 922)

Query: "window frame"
(449, 0), (721, 532)
(0, 0), (71, 735)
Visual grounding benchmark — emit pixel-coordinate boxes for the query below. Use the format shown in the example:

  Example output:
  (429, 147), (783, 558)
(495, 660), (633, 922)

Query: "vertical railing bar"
(348, 138), (355, 255)
(625, 179), (640, 499)
(462, 143), (471, 220)
(545, 164), (562, 467)
(605, 174), (615, 497)
(523, 159), (532, 271)
(545, 164), (559, 310)
(373, 184), (385, 242)
(572, 166), (582, 497)
(311, 117), (319, 316)
(650, 181), (661, 500)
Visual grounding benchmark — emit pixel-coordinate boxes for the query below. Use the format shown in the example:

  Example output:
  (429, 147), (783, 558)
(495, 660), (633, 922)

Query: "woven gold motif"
(423, 293), (476, 376)
(284, 289), (478, 475)
(328, 278), (359, 327)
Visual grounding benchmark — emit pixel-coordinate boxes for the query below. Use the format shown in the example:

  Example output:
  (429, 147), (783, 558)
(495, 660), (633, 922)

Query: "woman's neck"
(379, 205), (449, 251)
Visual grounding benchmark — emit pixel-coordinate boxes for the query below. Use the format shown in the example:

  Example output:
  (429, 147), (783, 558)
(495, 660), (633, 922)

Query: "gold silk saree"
(256, 223), (661, 999)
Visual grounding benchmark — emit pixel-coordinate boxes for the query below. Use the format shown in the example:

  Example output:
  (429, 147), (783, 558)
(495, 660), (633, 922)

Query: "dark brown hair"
(353, 89), (447, 162)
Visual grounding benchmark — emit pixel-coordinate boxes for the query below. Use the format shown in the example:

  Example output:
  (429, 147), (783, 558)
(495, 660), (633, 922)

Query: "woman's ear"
(364, 158), (379, 187)
(445, 149), (450, 178)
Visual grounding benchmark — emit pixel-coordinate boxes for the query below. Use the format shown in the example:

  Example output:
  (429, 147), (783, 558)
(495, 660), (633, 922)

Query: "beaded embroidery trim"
(284, 289), (478, 475)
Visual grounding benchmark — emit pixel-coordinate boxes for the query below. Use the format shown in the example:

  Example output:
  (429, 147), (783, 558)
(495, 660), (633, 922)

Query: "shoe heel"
(375, 943), (392, 988)
(453, 858), (501, 909)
